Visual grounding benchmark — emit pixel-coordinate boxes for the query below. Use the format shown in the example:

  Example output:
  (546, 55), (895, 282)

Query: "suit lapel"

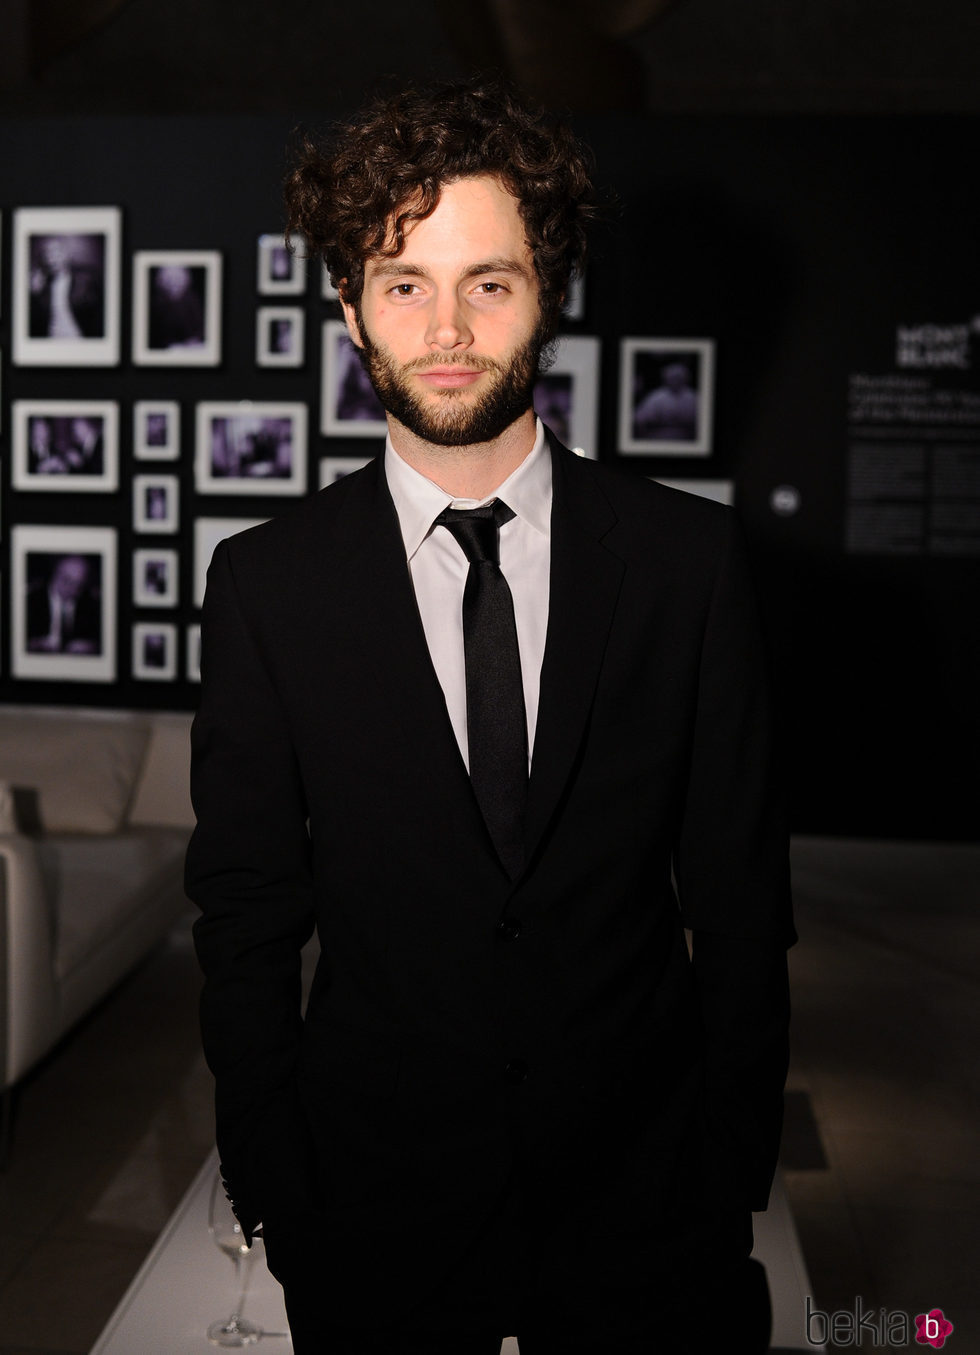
(524, 438), (626, 869)
(323, 458), (505, 867)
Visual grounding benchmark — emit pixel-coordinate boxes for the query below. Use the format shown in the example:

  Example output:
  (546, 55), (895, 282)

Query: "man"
(187, 79), (793, 1355)
(148, 263), (205, 350)
(26, 553), (102, 654)
(634, 359), (699, 442)
(28, 233), (104, 340)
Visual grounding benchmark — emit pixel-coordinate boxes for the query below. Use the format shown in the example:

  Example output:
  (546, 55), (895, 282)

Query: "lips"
(416, 367), (485, 389)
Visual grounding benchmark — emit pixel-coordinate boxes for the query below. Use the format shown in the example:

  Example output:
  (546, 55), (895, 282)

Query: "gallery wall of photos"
(2, 114), (978, 838)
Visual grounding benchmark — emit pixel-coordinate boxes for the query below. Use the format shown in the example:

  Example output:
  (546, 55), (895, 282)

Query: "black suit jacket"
(186, 434), (793, 1319)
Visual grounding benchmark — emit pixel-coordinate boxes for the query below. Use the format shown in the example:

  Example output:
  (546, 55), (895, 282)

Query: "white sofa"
(0, 705), (194, 1150)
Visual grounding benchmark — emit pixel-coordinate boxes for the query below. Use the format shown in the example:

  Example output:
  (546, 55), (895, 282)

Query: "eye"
(387, 282), (421, 298)
(470, 280), (512, 300)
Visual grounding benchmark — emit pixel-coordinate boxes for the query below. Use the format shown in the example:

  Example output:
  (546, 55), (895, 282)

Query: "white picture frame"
(534, 335), (600, 458)
(133, 547), (179, 607)
(133, 474), (180, 533)
(12, 399), (119, 491)
(11, 524), (117, 682)
(618, 338), (715, 456)
(186, 623), (202, 683)
(195, 401), (308, 495)
(188, 626), (203, 688)
(561, 270), (585, 322)
(132, 249), (222, 366)
(134, 400), (181, 460)
(257, 233), (306, 295)
(318, 455), (375, 487)
(320, 319), (386, 438)
(321, 263), (339, 301)
(256, 306), (305, 367)
(132, 622), (177, 680)
(193, 517), (267, 607)
(12, 206), (122, 366)
(651, 477), (735, 505)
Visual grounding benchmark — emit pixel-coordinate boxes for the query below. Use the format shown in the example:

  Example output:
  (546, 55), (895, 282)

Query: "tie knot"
(436, 500), (515, 566)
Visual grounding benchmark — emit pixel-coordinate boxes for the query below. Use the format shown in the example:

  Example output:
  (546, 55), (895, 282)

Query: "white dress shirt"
(384, 419), (552, 770)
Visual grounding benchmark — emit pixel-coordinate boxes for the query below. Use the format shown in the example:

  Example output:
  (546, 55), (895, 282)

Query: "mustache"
(405, 354), (501, 374)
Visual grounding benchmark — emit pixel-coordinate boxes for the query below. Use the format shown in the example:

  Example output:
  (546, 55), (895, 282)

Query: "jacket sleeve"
(185, 537), (317, 1238)
(673, 508), (795, 1213)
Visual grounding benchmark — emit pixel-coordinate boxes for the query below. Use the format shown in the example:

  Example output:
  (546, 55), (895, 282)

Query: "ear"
(339, 285), (364, 350)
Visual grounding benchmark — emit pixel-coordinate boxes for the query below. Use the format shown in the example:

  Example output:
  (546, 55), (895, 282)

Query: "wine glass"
(207, 1172), (263, 1347)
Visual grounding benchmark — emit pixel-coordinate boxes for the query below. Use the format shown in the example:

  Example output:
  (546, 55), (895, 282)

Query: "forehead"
(373, 174), (531, 269)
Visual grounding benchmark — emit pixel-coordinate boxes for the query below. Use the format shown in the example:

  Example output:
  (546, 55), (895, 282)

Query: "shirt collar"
(384, 417), (552, 562)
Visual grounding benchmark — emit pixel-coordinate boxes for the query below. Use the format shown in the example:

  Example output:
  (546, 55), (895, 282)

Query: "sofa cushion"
(0, 712), (150, 834)
(36, 827), (189, 982)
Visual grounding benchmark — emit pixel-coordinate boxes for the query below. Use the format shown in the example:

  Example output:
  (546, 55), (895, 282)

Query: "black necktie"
(436, 500), (527, 879)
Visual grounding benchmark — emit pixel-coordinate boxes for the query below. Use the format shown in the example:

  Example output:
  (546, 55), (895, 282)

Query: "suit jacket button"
(505, 1058), (529, 1084)
(497, 918), (521, 942)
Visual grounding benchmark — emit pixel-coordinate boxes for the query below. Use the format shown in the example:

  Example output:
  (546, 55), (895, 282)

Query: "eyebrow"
(368, 258), (533, 282)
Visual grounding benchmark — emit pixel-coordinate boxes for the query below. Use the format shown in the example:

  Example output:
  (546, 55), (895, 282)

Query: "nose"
(424, 290), (473, 351)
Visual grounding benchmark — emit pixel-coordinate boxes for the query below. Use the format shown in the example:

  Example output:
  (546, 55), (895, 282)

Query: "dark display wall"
(1, 114), (978, 838)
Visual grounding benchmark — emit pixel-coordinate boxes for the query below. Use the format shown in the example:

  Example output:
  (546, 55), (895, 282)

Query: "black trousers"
(281, 1238), (771, 1354)
(286, 1257), (771, 1354)
(271, 1140), (770, 1354)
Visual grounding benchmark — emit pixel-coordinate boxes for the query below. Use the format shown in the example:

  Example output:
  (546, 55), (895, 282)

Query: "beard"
(356, 317), (551, 448)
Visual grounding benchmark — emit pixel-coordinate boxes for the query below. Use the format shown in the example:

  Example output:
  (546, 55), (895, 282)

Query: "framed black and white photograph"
(194, 517), (266, 607)
(321, 319), (386, 437)
(12, 206), (121, 366)
(534, 335), (600, 458)
(12, 399), (119, 491)
(133, 474), (179, 533)
(256, 306), (305, 367)
(133, 547), (179, 607)
(319, 455), (375, 487)
(195, 401), (308, 494)
(132, 622), (177, 680)
(132, 250), (222, 366)
(134, 400), (180, 460)
(258, 232), (305, 294)
(11, 525), (117, 682)
(619, 338), (715, 456)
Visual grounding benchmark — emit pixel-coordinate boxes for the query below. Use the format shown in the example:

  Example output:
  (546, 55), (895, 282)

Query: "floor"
(0, 837), (976, 1354)
(780, 837), (979, 1352)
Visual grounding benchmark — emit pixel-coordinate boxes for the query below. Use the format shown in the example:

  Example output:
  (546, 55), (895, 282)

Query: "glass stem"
(231, 1252), (252, 1324)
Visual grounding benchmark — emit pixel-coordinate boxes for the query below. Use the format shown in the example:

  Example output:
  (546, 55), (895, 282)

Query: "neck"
(387, 408), (537, 500)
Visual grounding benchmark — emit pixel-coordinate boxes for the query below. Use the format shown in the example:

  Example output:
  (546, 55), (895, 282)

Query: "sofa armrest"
(1, 833), (58, 1093)
(127, 713), (194, 830)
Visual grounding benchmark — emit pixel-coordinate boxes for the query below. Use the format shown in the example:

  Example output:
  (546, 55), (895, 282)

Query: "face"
(342, 176), (546, 448)
(155, 265), (192, 300)
(52, 556), (91, 600)
(30, 418), (51, 450)
(39, 236), (70, 269)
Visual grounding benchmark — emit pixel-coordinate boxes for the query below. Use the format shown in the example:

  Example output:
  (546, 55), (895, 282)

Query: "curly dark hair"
(283, 78), (595, 338)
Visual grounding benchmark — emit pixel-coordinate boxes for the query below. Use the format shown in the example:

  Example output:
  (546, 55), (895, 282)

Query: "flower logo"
(915, 1308), (954, 1348)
